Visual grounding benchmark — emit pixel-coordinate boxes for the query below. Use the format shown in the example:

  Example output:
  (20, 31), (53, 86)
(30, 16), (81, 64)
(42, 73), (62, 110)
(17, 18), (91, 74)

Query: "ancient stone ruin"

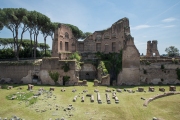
(0, 17), (180, 86)
(146, 40), (160, 57)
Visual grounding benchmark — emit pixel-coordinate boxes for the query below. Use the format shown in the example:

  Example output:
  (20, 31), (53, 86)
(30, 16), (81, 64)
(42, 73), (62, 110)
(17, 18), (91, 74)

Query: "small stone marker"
(159, 87), (165, 92)
(81, 96), (85, 102)
(105, 93), (111, 104)
(127, 89), (132, 93)
(97, 92), (102, 104)
(11, 95), (17, 100)
(28, 84), (33, 90)
(50, 87), (54, 91)
(83, 89), (88, 93)
(115, 96), (119, 103)
(105, 89), (111, 92)
(73, 95), (77, 102)
(149, 87), (155, 92)
(169, 86), (176, 91)
(8, 86), (13, 90)
(86, 94), (92, 97)
(138, 87), (144, 92)
(61, 88), (65, 92)
(91, 95), (94, 102)
(116, 89), (121, 92)
(112, 92), (116, 99)
(94, 89), (99, 92)
(72, 88), (77, 92)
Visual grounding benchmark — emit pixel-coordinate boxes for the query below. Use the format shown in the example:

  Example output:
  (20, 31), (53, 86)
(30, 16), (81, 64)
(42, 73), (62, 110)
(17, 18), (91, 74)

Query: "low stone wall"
(77, 80), (87, 86)
(0, 64), (34, 83)
(140, 64), (180, 85)
(143, 92), (180, 107)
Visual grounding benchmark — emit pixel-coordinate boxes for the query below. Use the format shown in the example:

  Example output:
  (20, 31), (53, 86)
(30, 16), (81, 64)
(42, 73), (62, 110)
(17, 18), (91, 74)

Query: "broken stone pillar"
(94, 80), (98, 86)
(159, 87), (165, 92)
(138, 87), (144, 92)
(149, 87), (155, 92)
(50, 87), (55, 91)
(169, 86), (176, 91)
(28, 84), (33, 90)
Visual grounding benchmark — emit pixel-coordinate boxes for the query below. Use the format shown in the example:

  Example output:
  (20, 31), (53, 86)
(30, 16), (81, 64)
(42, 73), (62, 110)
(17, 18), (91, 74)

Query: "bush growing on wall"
(63, 75), (70, 82)
(176, 68), (180, 80)
(61, 62), (70, 72)
(161, 64), (165, 69)
(49, 71), (59, 83)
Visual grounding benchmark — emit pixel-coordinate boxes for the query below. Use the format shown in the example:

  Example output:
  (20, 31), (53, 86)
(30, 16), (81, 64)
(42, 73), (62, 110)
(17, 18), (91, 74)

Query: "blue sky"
(0, 0), (180, 55)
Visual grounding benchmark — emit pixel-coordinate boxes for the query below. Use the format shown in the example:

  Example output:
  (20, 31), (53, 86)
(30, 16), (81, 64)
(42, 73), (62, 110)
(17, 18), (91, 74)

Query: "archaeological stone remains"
(0, 17), (180, 86)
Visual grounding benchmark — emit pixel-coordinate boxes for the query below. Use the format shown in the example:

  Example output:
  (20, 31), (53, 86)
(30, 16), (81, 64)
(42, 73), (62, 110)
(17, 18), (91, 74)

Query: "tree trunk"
(33, 34), (36, 59)
(44, 36), (47, 57)
(15, 26), (19, 61)
(30, 30), (33, 58)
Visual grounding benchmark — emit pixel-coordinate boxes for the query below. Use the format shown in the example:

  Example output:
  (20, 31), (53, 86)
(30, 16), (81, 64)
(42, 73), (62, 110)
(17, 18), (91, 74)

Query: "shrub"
(143, 69), (147, 74)
(61, 62), (70, 72)
(49, 71), (59, 82)
(176, 68), (180, 80)
(161, 64), (165, 69)
(63, 75), (70, 82)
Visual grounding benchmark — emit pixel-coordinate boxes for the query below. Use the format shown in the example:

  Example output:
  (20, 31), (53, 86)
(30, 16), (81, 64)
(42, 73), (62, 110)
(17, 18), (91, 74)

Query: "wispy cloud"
(131, 25), (151, 30)
(145, 1), (180, 24)
(163, 25), (175, 28)
(162, 17), (176, 22)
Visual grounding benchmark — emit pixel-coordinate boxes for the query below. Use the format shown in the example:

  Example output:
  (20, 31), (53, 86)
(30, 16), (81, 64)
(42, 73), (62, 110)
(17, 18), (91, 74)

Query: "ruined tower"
(52, 24), (76, 59)
(146, 40), (160, 57)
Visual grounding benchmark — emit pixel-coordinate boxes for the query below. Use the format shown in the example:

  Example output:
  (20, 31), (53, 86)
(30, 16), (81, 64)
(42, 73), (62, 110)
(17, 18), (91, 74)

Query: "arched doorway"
(32, 75), (39, 84)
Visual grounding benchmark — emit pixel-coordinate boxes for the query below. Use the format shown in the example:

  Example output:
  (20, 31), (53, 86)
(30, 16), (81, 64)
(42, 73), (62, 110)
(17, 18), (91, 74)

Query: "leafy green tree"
(0, 9), (3, 31)
(81, 32), (92, 39)
(41, 22), (52, 56)
(0, 38), (14, 49)
(69, 52), (81, 61)
(26, 10), (50, 59)
(0, 8), (29, 60)
(65, 24), (83, 39)
(165, 46), (179, 57)
(0, 21), (3, 31)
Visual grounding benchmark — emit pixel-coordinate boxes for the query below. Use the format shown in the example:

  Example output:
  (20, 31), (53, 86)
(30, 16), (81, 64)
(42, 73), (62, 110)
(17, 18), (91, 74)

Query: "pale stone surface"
(39, 70), (55, 85)
(21, 70), (32, 84)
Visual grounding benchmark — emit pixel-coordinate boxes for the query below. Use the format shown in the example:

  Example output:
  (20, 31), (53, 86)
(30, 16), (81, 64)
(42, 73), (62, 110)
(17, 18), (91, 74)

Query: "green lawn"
(0, 82), (180, 120)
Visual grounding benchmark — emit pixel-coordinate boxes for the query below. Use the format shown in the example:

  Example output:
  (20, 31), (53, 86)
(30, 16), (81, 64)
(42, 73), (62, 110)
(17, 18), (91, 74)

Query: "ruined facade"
(146, 40), (160, 57)
(51, 17), (140, 85)
(77, 18), (130, 53)
(3, 18), (179, 86)
(52, 17), (131, 56)
(52, 24), (76, 59)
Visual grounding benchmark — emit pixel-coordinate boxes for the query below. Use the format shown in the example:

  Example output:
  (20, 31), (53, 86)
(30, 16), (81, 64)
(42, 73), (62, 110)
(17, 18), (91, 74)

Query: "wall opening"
(32, 75), (38, 83)
(60, 41), (62, 50)
(65, 42), (69, 51)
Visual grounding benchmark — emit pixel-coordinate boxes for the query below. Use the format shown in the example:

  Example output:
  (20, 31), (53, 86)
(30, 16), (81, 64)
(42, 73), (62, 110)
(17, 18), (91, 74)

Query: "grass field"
(0, 82), (180, 120)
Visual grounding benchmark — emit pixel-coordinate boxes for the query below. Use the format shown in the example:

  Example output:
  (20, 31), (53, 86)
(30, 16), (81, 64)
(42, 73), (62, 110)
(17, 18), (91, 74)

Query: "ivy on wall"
(95, 50), (122, 80)
(176, 68), (180, 80)
(63, 75), (70, 82)
(98, 61), (108, 76)
(49, 71), (59, 82)
(61, 62), (70, 72)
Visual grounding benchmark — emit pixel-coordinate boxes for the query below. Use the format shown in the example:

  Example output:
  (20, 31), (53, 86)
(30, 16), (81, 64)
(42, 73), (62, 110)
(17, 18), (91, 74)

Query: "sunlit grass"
(0, 83), (179, 120)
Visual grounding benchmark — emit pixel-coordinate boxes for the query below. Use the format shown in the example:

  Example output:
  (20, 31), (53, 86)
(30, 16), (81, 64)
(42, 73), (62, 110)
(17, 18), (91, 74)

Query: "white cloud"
(131, 25), (151, 30)
(163, 25), (175, 28)
(162, 17), (176, 22)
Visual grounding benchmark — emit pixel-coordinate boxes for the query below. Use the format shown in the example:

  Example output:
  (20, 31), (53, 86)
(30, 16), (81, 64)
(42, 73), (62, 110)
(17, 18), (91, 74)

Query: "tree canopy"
(65, 24), (83, 39)
(165, 46), (179, 57)
(0, 8), (90, 60)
